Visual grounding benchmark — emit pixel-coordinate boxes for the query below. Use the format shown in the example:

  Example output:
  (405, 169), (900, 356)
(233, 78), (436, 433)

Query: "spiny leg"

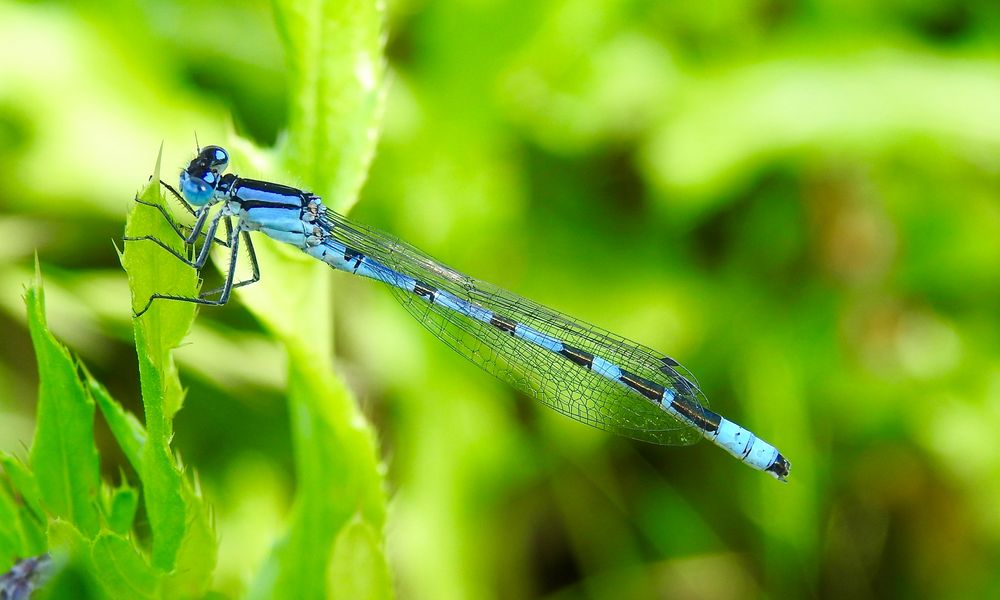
(123, 234), (199, 268)
(160, 179), (228, 246)
(160, 179), (233, 248)
(127, 198), (229, 256)
(200, 226), (261, 298)
(126, 179), (228, 247)
(133, 222), (243, 317)
(125, 210), (225, 270)
(241, 229), (260, 284)
(128, 195), (193, 260)
(159, 180), (196, 217)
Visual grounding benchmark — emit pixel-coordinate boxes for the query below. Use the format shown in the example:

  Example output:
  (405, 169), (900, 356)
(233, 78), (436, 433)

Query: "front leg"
(126, 182), (229, 248)
(159, 180), (197, 217)
(125, 209), (225, 270)
(133, 219), (243, 317)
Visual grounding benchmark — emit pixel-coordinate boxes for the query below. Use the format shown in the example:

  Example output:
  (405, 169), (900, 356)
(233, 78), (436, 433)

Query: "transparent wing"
(324, 210), (707, 445)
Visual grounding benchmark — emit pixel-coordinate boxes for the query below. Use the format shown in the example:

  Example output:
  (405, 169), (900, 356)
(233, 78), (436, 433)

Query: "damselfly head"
(180, 145), (230, 206)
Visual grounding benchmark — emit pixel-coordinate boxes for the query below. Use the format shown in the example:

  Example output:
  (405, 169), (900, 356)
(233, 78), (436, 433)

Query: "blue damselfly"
(125, 146), (791, 480)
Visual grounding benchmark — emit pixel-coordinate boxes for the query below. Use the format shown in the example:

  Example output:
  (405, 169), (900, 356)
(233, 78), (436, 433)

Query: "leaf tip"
(154, 141), (164, 181)
(25, 253), (44, 328)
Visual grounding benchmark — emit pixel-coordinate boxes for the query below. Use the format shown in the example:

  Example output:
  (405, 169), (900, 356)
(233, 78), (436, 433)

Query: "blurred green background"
(2, 0), (1000, 598)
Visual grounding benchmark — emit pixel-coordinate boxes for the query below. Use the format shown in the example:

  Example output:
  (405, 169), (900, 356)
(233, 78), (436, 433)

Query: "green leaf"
(121, 152), (200, 572)
(34, 559), (104, 600)
(101, 482), (138, 536)
(327, 515), (394, 600)
(46, 520), (108, 600)
(91, 337), (217, 596)
(237, 1), (390, 596)
(0, 453), (47, 561)
(163, 477), (216, 599)
(0, 453), (45, 521)
(25, 261), (101, 539)
(122, 147), (201, 370)
(273, 0), (386, 212)
(0, 484), (26, 568)
(85, 372), (146, 476)
(90, 532), (162, 599)
(247, 342), (388, 600)
(120, 151), (217, 594)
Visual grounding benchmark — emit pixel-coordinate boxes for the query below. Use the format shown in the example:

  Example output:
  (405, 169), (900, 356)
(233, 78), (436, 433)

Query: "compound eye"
(179, 170), (215, 206)
(200, 145), (229, 171)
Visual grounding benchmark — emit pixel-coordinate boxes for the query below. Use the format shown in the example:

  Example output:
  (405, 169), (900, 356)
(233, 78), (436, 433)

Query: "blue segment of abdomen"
(591, 356), (622, 380)
(512, 324), (562, 352)
(311, 239), (523, 329)
(307, 239), (411, 288)
(307, 238), (641, 399)
(435, 290), (492, 323)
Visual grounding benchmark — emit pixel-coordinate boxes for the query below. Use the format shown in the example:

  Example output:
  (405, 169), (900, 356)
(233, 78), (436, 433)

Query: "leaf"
(0, 453), (45, 522)
(122, 146), (201, 371)
(25, 260), (101, 539)
(0, 484), (27, 568)
(45, 520), (107, 600)
(247, 343), (388, 600)
(273, 0), (387, 212)
(92, 340), (217, 596)
(162, 477), (216, 599)
(85, 372), (146, 476)
(90, 532), (162, 599)
(101, 483), (138, 536)
(120, 150), (217, 592)
(237, 1), (390, 596)
(0, 454), (47, 561)
(327, 515), (394, 600)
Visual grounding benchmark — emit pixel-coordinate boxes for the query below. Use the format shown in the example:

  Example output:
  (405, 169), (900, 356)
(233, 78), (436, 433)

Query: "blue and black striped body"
(213, 173), (790, 481)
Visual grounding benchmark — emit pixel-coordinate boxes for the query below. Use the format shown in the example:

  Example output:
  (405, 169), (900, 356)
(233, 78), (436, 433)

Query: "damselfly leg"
(126, 186), (261, 317)
(125, 206), (225, 270)
(198, 229), (260, 299)
(132, 221), (246, 317)
(128, 181), (229, 248)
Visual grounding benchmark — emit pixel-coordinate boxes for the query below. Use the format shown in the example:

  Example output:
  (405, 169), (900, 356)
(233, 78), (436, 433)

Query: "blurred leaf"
(247, 342), (387, 600)
(327, 515), (393, 600)
(33, 559), (102, 600)
(235, 1), (391, 597)
(85, 373), (145, 475)
(90, 532), (161, 599)
(0, 453), (44, 522)
(101, 483), (138, 537)
(0, 485), (26, 568)
(0, 453), (47, 564)
(25, 261), (101, 539)
(46, 520), (106, 600)
(163, 476), (216, 598)
(641, 52), (1000, 205)
(273, 0), (386, 212)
